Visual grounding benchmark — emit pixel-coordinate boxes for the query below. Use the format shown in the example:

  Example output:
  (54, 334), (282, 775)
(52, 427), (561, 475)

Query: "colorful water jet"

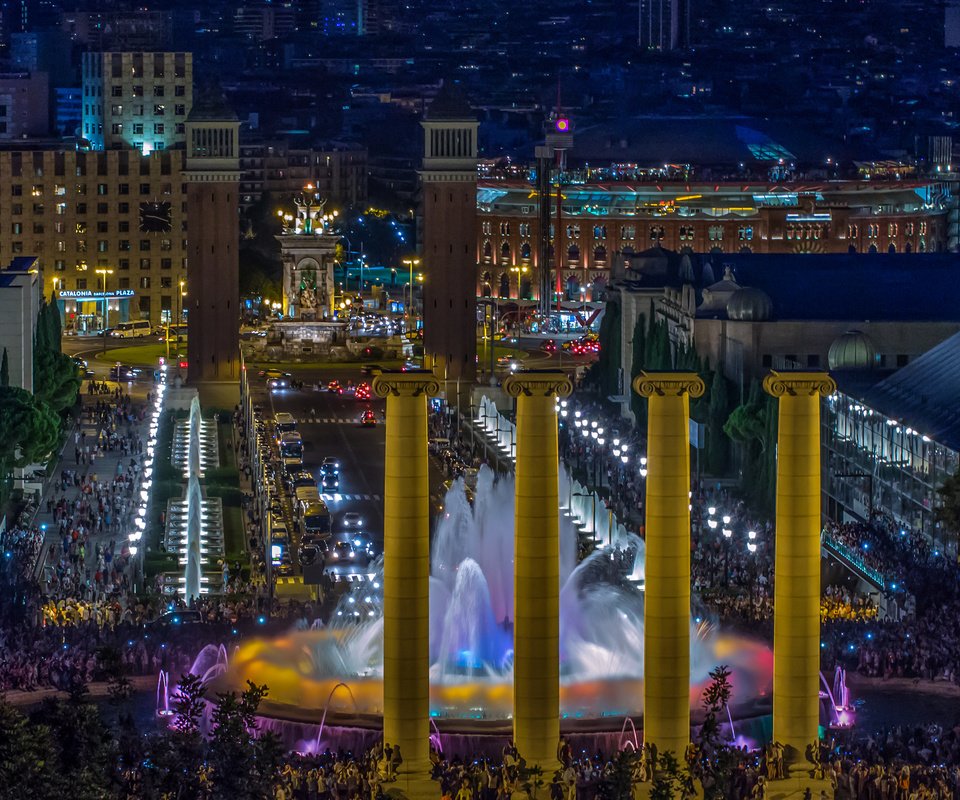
(202, 467), (773, 732)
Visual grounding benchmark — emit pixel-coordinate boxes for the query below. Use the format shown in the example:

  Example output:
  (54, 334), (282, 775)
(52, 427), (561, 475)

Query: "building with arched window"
(475, 180), (951, 300)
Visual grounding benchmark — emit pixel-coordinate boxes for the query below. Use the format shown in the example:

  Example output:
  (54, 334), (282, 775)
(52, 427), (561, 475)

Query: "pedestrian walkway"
(321, 492), (382, 502)
(32, 379), (155, 603)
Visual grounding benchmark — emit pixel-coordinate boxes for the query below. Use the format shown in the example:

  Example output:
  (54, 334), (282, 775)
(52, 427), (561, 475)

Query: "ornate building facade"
(276, 188), (338, 320)
(476, 180), (952, 301)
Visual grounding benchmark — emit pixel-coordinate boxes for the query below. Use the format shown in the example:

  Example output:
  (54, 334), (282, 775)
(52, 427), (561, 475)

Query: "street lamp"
(402, 257), (421, 327)
(177, 280), (187, 356)
(95, 268), (113, 354)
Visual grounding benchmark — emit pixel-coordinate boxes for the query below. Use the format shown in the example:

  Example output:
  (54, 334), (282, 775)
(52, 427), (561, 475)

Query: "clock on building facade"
(139, 201), (172, 233)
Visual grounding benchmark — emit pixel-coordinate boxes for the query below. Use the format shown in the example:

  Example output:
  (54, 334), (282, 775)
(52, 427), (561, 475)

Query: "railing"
(821, 529), (887, 591)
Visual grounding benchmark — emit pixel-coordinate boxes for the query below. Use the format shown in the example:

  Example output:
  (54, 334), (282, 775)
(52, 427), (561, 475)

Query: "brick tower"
(420, 82), (479, 392)
(184, 84), (240, 390)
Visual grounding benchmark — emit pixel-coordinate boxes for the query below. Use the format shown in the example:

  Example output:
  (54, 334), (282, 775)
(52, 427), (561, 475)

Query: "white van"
(110, 319), (151, 338)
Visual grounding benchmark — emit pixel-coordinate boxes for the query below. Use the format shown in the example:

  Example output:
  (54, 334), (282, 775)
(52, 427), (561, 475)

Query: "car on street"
(326, 534), (376, 571)
(284, 470), (315, 494)
(270, 518), (290, 544)
(360, 410), (377, 427)
(298, 542), (325, 567)
(359, 363), (383, 376)
(276, 555), (295, 576)
(341, 511), (364, 530)
(321, 472), (340, 492)
(274, 412), (297, 435)
(267, 375), (290, 390)
(259, 368), (291, 380)
(72, 356), (94, 377)
(109, 364), (141, 381)
(539, 339), (557, 353)
(328, 379), (343, 394)
(320, 457), (340, 476)
(355, 382), (372, 401)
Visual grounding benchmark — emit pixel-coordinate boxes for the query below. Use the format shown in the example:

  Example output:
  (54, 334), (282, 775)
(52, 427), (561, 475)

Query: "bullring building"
(476, 180), (951, 302)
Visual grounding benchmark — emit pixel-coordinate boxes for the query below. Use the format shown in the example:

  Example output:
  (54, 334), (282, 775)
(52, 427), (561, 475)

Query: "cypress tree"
(705, 363), (730, 475)
(46, 293), (62, 353)
(630, 314), (647, 423)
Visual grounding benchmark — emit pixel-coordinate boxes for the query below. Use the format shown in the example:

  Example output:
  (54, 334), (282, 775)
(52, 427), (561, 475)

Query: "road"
(262, 365), (387, 541)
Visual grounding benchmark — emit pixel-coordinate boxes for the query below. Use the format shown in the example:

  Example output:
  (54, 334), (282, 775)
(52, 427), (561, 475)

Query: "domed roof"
(828, 330), (877, 370)
(726, 287), (773, 321)
(698, 266), (741, 315)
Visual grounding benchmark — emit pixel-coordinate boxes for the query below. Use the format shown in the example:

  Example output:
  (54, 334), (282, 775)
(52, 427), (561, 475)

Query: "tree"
(45, 293), (62, 353)
(207, 681), (283, 798)
(0, 348), (7, 387)
(34, 696), (121, 799)
(630, 313), (647, 423)
(724, 379), (777, 512)
(595, 301), (622, 397)
(0, 387), (59, 472)
(33, 347), (80, 414)
(696, 666), (738, 800)
(0, 700), (61, 800)
(33, 295), (79, 415)
(705, 365), (730, 475)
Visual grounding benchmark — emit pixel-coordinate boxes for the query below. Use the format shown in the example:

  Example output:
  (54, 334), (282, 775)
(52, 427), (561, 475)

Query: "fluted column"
(763, 370), (836, 766)
(633, 371), (705, 759)
(373, 370), (440, 791)
(504, 370), (573, 771)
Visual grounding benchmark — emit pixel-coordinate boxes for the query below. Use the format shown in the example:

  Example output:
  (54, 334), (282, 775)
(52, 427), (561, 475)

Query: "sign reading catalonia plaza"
(57, 289), (136, 299)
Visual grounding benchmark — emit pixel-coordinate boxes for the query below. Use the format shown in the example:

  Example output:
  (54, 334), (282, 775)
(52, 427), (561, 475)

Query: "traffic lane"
(268, 382), (386, 544)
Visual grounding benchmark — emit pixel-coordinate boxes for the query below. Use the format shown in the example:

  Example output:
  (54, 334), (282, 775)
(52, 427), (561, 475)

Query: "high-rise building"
(638, 0), (691, 50)
(0, 256), (40, 392)
(0, 72), (50, 139)
(81, 51), (193, 153)
(184, 84), (240, 387)
(420, 82), (478, 391)
(0, 147), (188, 330)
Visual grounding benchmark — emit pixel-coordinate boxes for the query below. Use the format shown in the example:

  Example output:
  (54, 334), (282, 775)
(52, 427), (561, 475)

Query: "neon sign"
(58, 289), (135, 299)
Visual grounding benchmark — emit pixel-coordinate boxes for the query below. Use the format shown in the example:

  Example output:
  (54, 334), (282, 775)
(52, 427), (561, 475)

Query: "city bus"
(279, 432), (303, 468)
(299, 499), (332, 539)
(110, 319), (151, 338)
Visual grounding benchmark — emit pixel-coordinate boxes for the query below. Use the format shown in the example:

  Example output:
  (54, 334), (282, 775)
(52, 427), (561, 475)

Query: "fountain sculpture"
(163, 396), (224, 599)
(200, 467), (773, 752)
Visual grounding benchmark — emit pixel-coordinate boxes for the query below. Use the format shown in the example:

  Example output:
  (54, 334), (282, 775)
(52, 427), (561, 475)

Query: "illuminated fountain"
(199, 467), (774, 753)
(162, 397), (224, 599)
(820, 665), (855, 730)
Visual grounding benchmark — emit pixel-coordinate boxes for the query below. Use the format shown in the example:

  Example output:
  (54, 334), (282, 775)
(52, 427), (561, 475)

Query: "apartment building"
(0, 147), (188, 330)
(81, 51), (193, 153)
(238, 140), (367, 211)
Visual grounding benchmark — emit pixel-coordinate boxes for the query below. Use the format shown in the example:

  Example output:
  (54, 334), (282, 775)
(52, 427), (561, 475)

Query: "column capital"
(503, 370), (573, 399)
(632, 371), (705, 399)
(373, 370), (441, 398)
(762, 370), (836, 398)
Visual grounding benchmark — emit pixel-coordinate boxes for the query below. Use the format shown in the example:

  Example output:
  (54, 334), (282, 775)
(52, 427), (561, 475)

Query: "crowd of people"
(207, 734), (960, 800)
(822, 585), (880, 623)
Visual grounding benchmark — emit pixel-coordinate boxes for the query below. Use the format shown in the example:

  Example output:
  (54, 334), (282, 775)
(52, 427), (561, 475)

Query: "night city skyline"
(0, 1), (959, 799)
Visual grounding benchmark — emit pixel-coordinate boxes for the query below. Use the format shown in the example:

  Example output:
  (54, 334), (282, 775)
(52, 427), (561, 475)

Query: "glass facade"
(822, 391), (959, 547)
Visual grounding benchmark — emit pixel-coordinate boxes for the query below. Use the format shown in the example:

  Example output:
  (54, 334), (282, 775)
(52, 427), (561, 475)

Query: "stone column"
(373, 370), (440, 794)
(504, 370), (573, 771)
(633, 371), (705, 759)
(763, 370), (836, 768)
